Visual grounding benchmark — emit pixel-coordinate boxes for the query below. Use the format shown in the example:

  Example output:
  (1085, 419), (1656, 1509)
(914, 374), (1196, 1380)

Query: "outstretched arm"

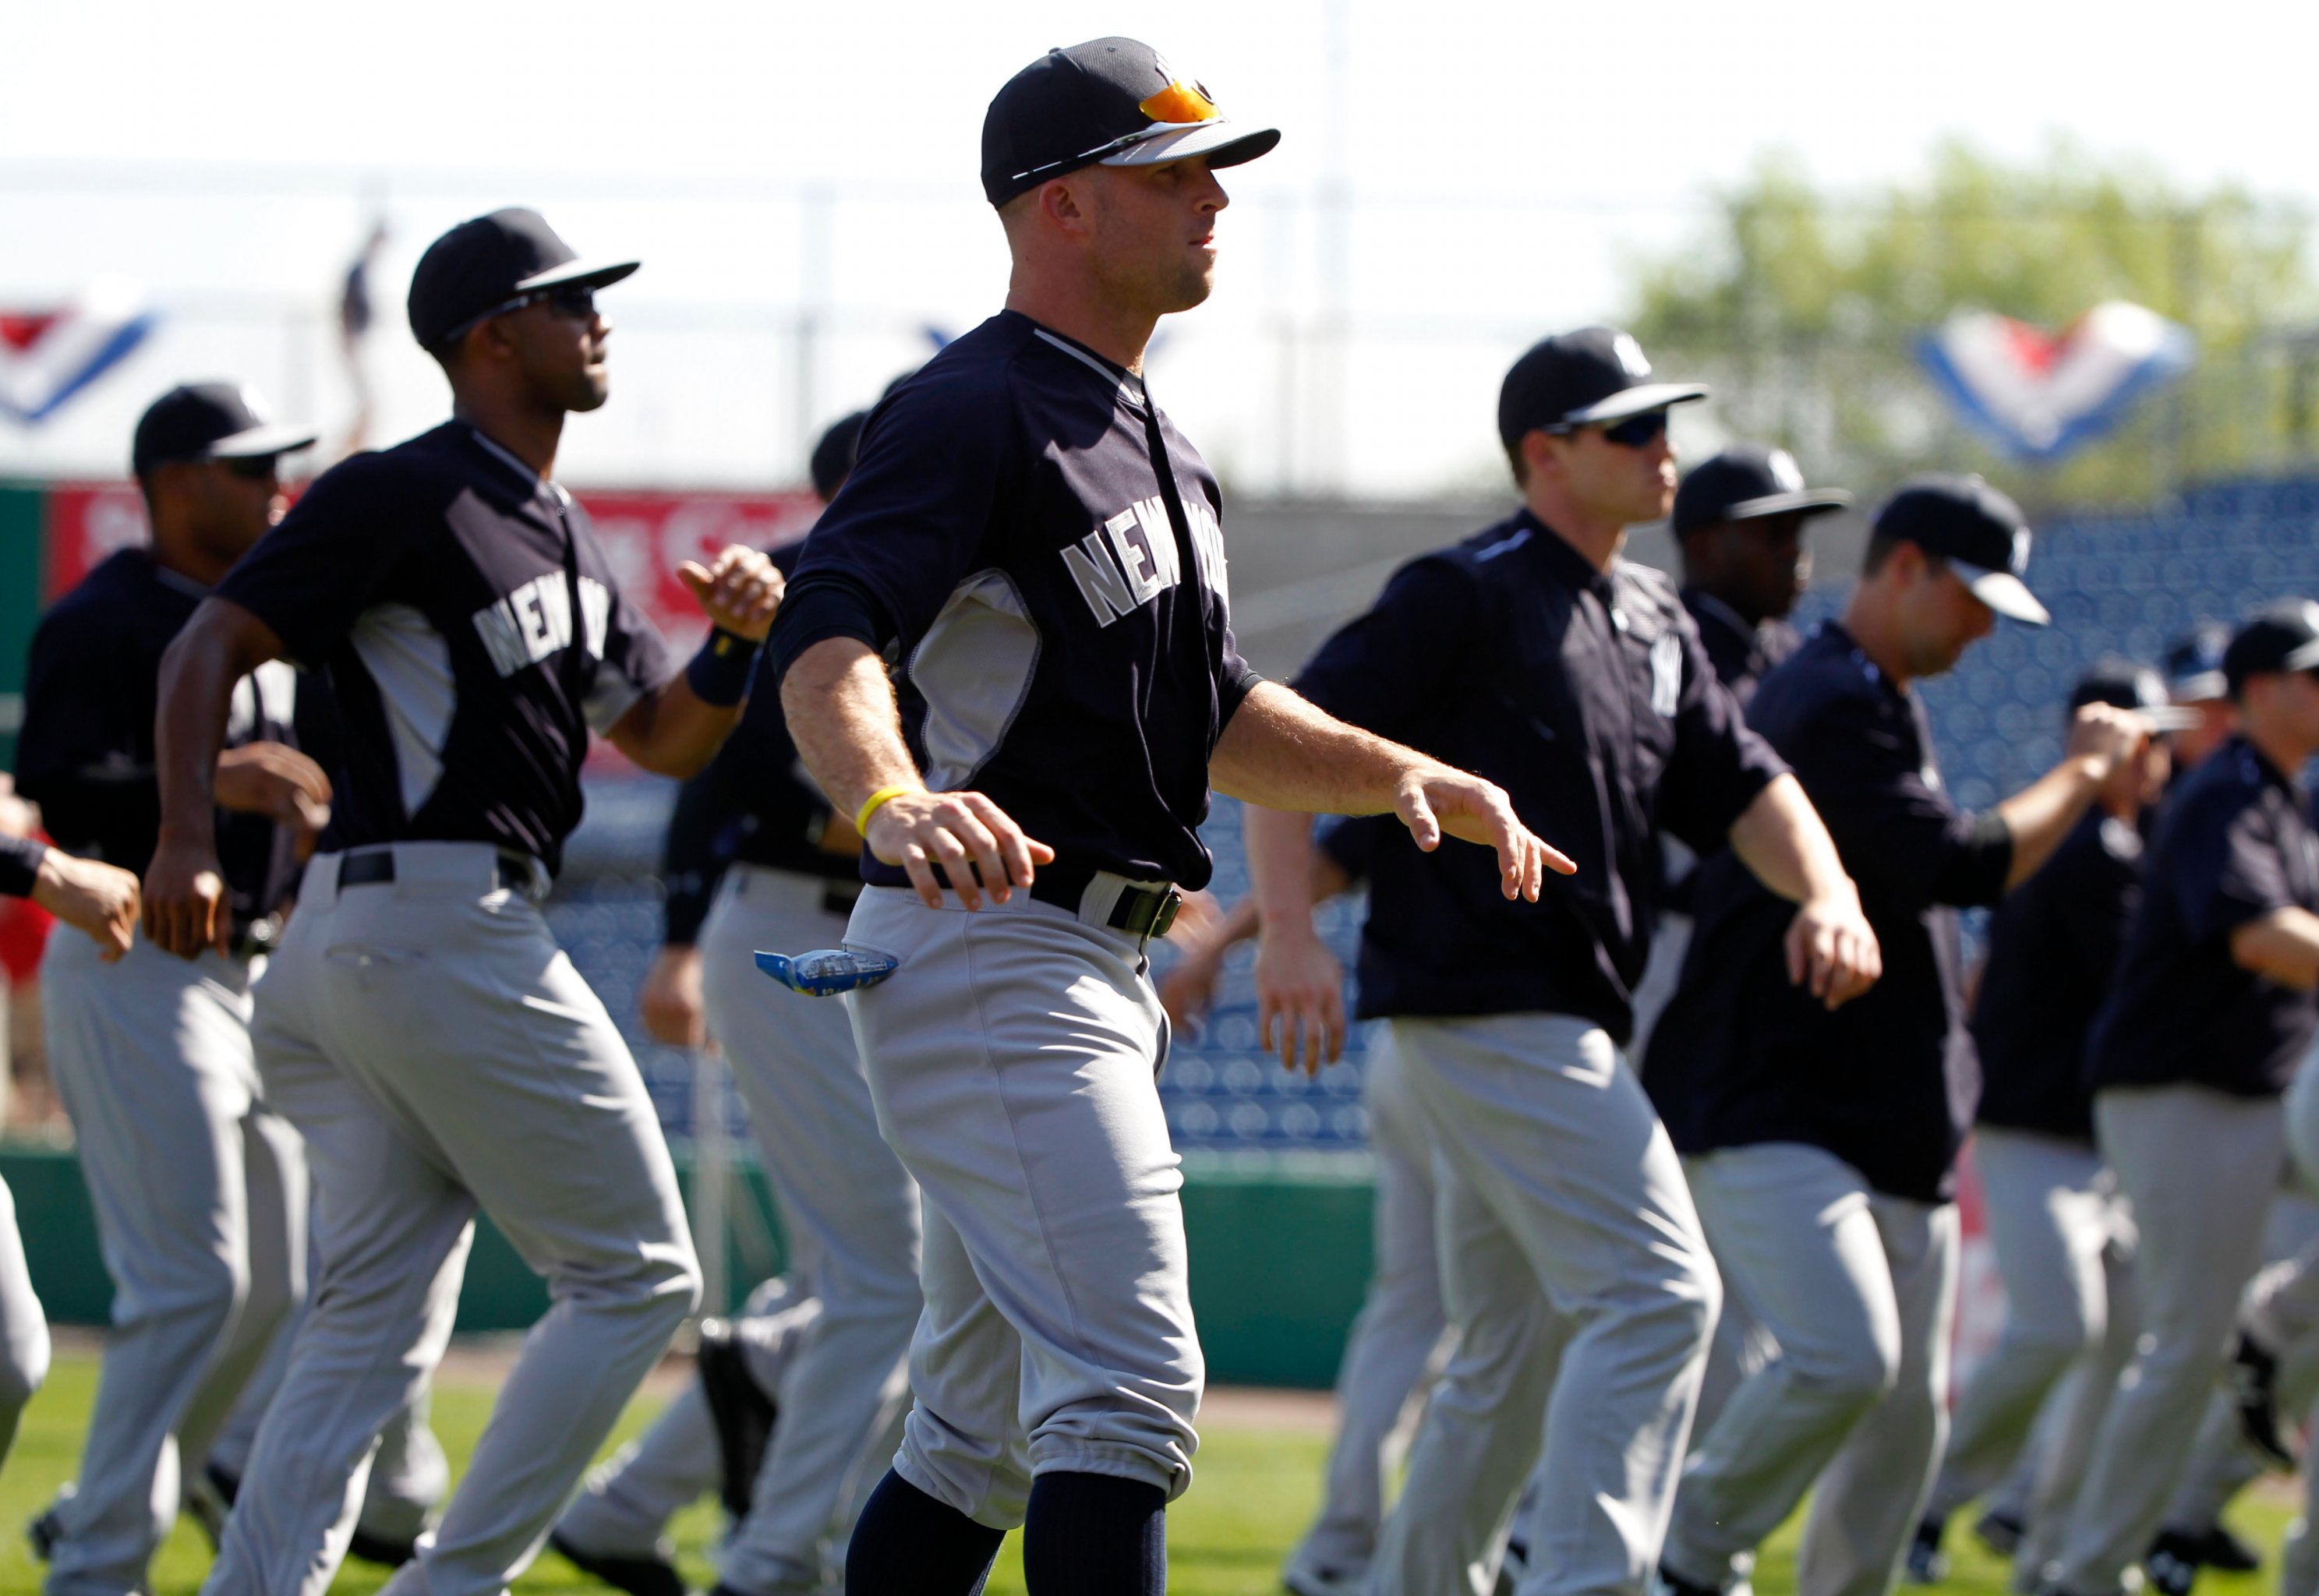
(1210, 682), (1571, 902)
(606, 546), (785, 778)
(1727, 774), (1882, 1010)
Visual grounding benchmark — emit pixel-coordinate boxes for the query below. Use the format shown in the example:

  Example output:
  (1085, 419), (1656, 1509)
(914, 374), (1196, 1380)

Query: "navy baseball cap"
(2163, 621), (2232, 703)
(1672, 444), (1851, 537)
(1497, 327), (1708, 452)
(981, 38), (1280, 208)
(2070, 657), (2201, 731)
(131, 382), (316, 475)
(2223, 600), (2319, 696)
(809, 410), (868, 502)
(1873, 475), (2049, 626)
(408, 207), (638, 351)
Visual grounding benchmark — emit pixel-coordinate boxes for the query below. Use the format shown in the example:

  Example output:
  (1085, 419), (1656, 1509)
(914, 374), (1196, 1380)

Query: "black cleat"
(2228, 1330), (2296, 1470)
(348, 1527), (419, 1567)
(550, 1528), (687, 1596)
(2187, 1524), (2262, 1575)
(2145, 1530), (2203, 1596)
(1656, 1563), (1723, 1596)
(697, 1319), (780, 1519)
(27, 1506), (61, 1562)
(186, 1463), (239, 1552)
(1974, 1508), (2027, 1558)
(1906, 1517), (1948, 1584)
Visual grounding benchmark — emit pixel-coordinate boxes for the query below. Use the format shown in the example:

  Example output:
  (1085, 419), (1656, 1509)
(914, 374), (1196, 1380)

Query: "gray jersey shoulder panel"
(348, 602), (456, 820)
(907, 569), (1041, 793)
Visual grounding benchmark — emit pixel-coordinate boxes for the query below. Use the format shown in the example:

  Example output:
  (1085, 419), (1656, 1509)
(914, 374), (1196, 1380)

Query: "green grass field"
(0, 1348), (2300, 1594)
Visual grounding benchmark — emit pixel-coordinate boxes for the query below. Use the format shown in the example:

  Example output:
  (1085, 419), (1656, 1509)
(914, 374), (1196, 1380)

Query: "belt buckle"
(1147, 887), (1182, 941)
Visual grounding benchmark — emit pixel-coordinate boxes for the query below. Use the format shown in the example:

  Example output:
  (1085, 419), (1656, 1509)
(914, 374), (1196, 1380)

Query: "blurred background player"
(2043, 601), (2319, 1596)
(1250, 327), (1878, 1596)
(0, 817), (140, 1475)
(1649, 478), (2143, 1596)
(140, 207), (782, 1596)
(551, 407), (924, 1596)
(1907, 662), (2177, 1588)
(2163, 622), (2236, 771)
(15, 382), (334, 1596)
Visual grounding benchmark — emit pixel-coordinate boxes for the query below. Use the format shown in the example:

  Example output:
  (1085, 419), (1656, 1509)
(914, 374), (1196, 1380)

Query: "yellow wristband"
(854, 784), (915, 835)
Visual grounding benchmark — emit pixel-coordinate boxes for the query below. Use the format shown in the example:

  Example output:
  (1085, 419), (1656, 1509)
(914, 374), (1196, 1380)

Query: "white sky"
(3, 0), (2314, 496)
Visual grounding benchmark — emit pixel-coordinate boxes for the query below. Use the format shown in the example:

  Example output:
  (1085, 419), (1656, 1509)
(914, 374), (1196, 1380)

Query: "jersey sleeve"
(1783, 686), (2010, 909)
(215, 453), (422, 669)
(13, 600), (160, 854)
(2176, 789), (2298, 943)
(1658, 617), (1787, 854)
(1292, 555), (1481, 744)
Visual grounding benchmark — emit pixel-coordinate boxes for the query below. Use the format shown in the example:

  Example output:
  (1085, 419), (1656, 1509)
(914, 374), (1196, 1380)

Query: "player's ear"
(1518, 429), (1561, 487)
(1040, 175), (1096, 238)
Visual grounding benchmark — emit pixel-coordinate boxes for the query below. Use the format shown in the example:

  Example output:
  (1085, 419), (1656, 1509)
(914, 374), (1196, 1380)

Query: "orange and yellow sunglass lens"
(1139, 79), (1219, 125)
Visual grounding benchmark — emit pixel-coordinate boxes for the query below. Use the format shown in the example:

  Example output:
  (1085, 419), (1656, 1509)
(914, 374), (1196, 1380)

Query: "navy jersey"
(765, 311), (1259, 893)
(1294, 510), (1784, 1041)
(1681, 588), (1801, 709)
(1972, 807), (2145, 1142)
(18, 548), (317, 935)
(215, 423), (675, 877)
(662, 542), (854, 945)
(1646, 623), (2013, 1203)
(2086, 737), (2319, 1098)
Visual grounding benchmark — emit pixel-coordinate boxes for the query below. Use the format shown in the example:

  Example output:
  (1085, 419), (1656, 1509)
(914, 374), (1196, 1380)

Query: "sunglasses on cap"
(223, 455), (282, 482)
(435, 284), (600, 350)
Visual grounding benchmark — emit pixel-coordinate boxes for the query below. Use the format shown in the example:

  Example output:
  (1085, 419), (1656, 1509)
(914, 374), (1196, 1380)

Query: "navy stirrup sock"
(1022, 1471), (1167, 1595)
(844, 1470), (1005, 1595)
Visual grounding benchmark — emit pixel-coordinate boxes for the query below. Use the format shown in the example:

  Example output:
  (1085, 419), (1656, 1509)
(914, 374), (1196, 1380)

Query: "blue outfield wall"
(2, 1144), (1373, 1390)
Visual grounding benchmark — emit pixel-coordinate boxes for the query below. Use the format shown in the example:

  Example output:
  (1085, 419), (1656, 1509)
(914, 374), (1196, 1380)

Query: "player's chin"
(568, 372), (613, 412)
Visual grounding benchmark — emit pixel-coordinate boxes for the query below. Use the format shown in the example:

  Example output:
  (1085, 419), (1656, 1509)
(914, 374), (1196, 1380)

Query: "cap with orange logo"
(981, 37), (1280, 207)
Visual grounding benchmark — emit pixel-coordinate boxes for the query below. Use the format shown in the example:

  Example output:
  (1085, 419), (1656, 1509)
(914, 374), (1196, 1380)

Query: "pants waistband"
(726, 862), (862, 916)
(311, 842), (549, 906)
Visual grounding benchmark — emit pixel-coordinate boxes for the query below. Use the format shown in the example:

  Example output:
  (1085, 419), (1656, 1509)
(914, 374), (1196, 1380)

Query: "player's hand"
(1255, 921), (1345, 1076)
(680, 546), (785, 643)
(2064, 703), (2145, 781)
(864, 787), (1058, 911)
(215, 743), (332, 845)
(142, 833), (229, 960)
(33, 849), (140, 963)
(639, 944), (712, 1049)
(1783, 888), (1882, 1011)
(1393, 767), (1575, 902)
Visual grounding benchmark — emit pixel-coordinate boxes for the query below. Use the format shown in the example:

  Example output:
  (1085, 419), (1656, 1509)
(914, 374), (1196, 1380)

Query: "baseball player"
(766, 39), (1559, 1592)
(1647, 478), (2143, 1596)
(2041, 601), (2319, 1596)
(1907, 662), (2176, 1589)
(1249, 328), (1881, 1596)
(16, 382), (329, 1596)
(2162, 622), (2237, 771)
(553, 405), (921, 1596)
(0, 830), (140, 1474)
(1152, 818), (1449, 1596)
(140, 207), (783, 1596)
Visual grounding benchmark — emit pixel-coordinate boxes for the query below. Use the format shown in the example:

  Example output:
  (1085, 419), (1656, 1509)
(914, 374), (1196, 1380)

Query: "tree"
(1626, 141), (2319, 508)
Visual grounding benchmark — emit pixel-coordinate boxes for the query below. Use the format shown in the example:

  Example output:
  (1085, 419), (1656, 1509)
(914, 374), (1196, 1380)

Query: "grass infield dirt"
(0, 1342), (2297, 1594)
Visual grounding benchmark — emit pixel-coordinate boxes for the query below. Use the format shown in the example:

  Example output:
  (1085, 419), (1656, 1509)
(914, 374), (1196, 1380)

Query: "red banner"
(42, 482), (825, 651)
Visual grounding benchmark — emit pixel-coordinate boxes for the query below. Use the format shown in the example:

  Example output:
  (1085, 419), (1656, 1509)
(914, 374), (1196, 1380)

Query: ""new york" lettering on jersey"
(1059, 493), (1229, 627)
(471, 573), (613, 678)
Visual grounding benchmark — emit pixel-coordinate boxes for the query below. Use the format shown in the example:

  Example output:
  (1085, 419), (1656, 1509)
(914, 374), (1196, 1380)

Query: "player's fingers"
(921, 824), (985, 911)
(677, 561), (714, 597)
(1324, 988), (1347, 1066)
(939, 804), (1012, 905)
(1399, 788), (1442, 853)
(963, 793), (1045, 888)
(899, 844), (945, 911)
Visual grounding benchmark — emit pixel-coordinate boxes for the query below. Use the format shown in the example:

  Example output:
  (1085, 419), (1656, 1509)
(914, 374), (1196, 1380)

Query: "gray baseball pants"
(1370, 1013), (1719, 1596)
(698, 866), (921, 1594)
(1925, 1130), (2127, 1524)
(843, 881), (1200, 1526)
(202, 844), (701, 1596)
(41, 930), (305, 1596)
(0, 1174), (49, 1473)
(1663, 1142), (1960, 1596)
(1282, 1029), (1454, 1589)
(2049, 1084), (2283, 1594)
(557, 1280), (825, 1562)
(2275, 1058), (2319, 1596)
